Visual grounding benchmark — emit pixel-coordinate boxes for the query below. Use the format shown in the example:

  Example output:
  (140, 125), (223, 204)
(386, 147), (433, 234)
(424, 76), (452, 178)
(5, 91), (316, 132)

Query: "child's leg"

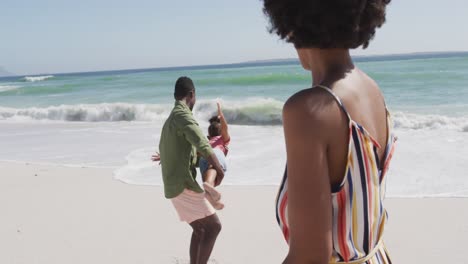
(203, 167), (222, 202)
(204, 190), (224, 210)
(203, 168), (217, 186)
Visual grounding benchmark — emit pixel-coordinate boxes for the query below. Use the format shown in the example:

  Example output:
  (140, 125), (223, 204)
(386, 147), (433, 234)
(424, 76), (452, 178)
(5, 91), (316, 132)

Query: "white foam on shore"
(114, 123), (468, 197)
(384, 128), (468, 197)
(0, 159), (116, 169)
(0, 117), (467, 198)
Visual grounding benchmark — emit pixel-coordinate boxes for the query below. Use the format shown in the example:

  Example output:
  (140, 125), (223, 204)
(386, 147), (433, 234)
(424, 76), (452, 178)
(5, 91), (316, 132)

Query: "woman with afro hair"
(264, 0), (397, 263)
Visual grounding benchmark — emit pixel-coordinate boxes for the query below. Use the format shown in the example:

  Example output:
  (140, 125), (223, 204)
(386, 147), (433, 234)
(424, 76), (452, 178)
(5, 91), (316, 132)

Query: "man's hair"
(174, 76), (195, 100)
(263, 0), (391, 49)
(208, 116), (221, 138)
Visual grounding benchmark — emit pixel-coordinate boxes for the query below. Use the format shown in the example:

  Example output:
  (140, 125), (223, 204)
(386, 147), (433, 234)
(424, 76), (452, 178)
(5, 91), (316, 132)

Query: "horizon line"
(2, 50), (468, 79)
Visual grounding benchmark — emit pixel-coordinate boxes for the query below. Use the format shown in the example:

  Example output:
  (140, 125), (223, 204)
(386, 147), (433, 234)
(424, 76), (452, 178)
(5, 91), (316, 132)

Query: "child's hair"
(208, 116), (221, 138)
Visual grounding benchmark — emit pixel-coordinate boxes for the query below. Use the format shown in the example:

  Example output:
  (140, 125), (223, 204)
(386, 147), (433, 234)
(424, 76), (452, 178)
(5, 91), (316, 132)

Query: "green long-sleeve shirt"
(159, 100), (213, 198)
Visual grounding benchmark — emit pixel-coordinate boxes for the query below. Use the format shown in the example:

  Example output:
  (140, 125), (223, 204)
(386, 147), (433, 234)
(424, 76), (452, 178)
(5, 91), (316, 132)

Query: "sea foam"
(0, 85), (19, 93)
(1, 101), (468, 132)
(22, 75), (54, 82)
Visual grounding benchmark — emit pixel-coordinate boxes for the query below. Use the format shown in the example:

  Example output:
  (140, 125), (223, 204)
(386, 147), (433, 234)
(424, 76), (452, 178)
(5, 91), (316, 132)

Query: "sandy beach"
(2, 1), (468, 263)
(1, 161), (467, 264)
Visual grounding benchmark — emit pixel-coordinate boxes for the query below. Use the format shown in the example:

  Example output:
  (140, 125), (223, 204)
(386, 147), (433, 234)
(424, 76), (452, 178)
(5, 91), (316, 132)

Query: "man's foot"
(203, 182), (222, 201)
(205, 192), (224, 210)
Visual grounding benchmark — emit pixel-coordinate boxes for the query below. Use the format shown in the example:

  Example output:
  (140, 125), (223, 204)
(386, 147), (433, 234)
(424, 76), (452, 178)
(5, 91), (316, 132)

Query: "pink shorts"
(171, 189), (215, 224)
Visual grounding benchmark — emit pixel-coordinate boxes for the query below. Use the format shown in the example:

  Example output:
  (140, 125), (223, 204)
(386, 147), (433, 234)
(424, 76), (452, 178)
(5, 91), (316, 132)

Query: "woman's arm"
(282, 90), (333, 264)
(217, 102), (230, 143)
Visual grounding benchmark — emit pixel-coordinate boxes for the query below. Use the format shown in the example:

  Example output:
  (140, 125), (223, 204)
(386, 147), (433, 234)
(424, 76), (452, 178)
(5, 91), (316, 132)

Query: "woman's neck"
(306, 49), (354, 86)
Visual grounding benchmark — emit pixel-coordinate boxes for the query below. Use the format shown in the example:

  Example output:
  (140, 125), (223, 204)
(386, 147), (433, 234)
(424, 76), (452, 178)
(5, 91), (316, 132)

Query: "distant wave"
(22, 75), (54, 82)
(197, 73), (308, 86)
(1, 102), (468, 131)
(0, 85), (20, 93)
(0, 83), (74, 96)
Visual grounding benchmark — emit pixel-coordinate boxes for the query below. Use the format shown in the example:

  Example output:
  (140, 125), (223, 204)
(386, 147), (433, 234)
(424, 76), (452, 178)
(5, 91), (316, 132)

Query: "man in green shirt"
(152, 76), (224, 264)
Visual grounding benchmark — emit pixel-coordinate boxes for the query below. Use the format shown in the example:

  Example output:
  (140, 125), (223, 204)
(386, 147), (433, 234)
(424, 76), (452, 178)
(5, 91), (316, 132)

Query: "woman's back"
(325, 69), (390, 188)
(276, 69), (396, 263)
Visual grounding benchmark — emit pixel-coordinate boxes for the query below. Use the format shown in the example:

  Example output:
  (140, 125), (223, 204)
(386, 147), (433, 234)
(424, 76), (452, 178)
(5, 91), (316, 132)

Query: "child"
(199, 102), (230, 210)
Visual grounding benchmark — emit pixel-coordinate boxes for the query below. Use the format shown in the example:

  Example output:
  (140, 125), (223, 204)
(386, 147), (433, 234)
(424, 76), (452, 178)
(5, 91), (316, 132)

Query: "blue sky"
(1, 0), (467, 75)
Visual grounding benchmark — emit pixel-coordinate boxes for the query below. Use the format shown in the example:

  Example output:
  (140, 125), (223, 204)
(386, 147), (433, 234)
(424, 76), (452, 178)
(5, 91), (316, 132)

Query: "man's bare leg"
(189, 214), (222, 264)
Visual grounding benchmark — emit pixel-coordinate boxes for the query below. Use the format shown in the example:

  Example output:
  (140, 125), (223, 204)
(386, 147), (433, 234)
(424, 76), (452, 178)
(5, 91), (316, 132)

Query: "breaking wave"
(0, 100), (467, 131)
(22, 75), (54, 82)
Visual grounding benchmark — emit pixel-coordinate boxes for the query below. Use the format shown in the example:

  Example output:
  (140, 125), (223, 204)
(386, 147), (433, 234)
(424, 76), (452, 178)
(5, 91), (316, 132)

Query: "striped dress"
(276, 86), (396, 264)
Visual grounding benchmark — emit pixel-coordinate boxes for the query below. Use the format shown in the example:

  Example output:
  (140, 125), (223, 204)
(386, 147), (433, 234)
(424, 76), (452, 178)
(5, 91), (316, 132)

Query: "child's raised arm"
(217, 102), (230, 143)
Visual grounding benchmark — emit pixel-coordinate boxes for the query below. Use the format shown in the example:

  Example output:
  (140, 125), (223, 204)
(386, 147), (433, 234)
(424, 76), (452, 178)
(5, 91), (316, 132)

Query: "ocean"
(1, 53), (467, 197)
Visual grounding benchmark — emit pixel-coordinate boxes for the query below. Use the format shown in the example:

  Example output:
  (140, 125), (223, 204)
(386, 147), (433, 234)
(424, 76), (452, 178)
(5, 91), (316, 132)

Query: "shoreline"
(2, 160), (467, 199)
